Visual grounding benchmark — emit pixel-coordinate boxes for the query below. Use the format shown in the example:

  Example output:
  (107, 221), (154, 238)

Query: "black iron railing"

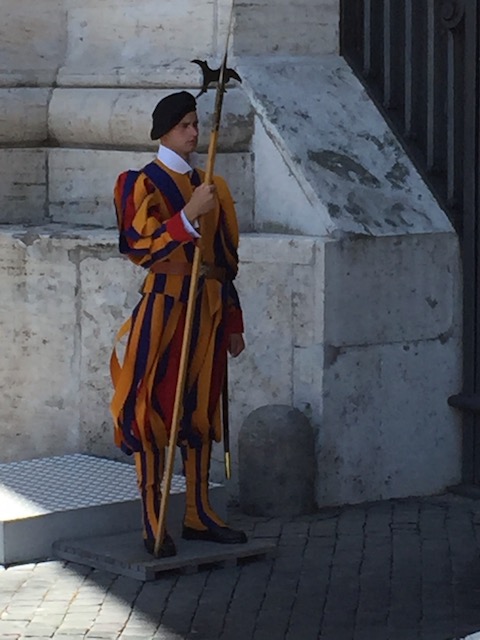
(341, 0), (480, 484)
(341, 0), (476, 232)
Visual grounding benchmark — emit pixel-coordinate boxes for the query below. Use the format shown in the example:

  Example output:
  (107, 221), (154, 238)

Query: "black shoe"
(182, 525), (248, 544)
(143, 532), (177, 557)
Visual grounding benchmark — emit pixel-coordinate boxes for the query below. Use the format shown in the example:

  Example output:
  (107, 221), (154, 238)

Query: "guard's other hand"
(228, 333), (245, 358)
(184, 183), (217, 222)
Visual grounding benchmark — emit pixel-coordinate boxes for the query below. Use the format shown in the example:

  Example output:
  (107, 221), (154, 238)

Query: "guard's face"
(161, 111), (199, 159)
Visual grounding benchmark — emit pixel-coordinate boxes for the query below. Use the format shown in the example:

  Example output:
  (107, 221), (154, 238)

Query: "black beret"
(150, 91), (197, 140)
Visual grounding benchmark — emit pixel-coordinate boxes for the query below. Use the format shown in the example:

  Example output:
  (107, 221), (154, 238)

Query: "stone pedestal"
(238, 405), (315, 517)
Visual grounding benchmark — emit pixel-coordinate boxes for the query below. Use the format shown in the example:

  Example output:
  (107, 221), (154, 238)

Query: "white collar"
(157, 145), (193, 174)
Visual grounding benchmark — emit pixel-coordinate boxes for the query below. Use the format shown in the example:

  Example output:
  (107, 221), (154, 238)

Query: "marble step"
(0, 87), (252, 149)
(0, 453), (226, 565)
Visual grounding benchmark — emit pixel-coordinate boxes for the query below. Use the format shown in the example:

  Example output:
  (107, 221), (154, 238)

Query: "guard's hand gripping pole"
(153, 19), (241, 557)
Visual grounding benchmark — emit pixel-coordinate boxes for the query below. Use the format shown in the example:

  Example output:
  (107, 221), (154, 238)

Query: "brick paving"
(1, 494), (480, 640)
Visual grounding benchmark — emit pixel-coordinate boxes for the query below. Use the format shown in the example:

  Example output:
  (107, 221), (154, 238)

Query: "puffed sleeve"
(114, 170), (194, 269)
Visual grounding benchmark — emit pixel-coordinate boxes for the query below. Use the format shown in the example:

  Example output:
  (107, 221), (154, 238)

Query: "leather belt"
(149, 262), (191, 276)
(149, 261), (226, 283)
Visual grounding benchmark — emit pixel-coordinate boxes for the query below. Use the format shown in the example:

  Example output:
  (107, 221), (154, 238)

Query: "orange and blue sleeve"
(114, 171), (194, 268)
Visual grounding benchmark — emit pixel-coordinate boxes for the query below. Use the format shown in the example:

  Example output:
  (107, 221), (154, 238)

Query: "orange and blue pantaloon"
(110, 159), (243, 542)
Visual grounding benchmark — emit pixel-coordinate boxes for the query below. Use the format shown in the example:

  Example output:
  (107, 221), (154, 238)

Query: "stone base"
(53, 530), (276, 581)
(0, 454), (225, 565)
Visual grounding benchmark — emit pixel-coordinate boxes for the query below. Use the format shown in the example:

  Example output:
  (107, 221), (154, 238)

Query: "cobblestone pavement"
(2, 493), (480, 640)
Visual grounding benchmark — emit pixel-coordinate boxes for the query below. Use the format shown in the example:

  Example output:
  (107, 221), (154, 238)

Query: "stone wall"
(0, 0), (463, 506)
(236, 56), (463, 503)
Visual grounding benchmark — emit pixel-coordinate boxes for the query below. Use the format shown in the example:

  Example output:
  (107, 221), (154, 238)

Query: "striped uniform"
(110, 158), (243, 540)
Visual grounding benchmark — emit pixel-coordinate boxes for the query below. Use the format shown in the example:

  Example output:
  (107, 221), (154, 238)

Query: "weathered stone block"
(230, 259), (294, 409)
(0, 149), (47, 224)
(238, 233), (317, 264)
(48, 149), (154, 228)
(0, 228), (81, 462)
(243, 57), (453, 237)
(78, 247), (145, 459)
(59, 0), (215, 86)
(319, 338), (462, 506)
(48, 148), (254, 231)
(239, 405), (315, 516)
(57, 59), (203, 90)
(293, 343), (324, 421)
(48, 87), (252, 151)
(0, 89), (50, 144)
(252, 121), (332, 236)
(234, 0), (339, 55)
(211, 236), (319, 485)
(0, 0), (67, 86)
(324, 232), (459, 346)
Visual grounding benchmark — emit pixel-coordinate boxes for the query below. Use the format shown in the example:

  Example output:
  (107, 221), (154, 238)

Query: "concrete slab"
(0, 454), (225, 565)
(52, 530), (276, 581)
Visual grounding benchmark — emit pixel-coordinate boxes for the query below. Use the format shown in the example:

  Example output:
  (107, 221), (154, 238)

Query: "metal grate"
(0, 454), (186, 520)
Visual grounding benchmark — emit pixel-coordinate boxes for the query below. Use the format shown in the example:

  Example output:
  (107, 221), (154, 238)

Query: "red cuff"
(224, 307), (244, 335)
(165, 212), (195, 243)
